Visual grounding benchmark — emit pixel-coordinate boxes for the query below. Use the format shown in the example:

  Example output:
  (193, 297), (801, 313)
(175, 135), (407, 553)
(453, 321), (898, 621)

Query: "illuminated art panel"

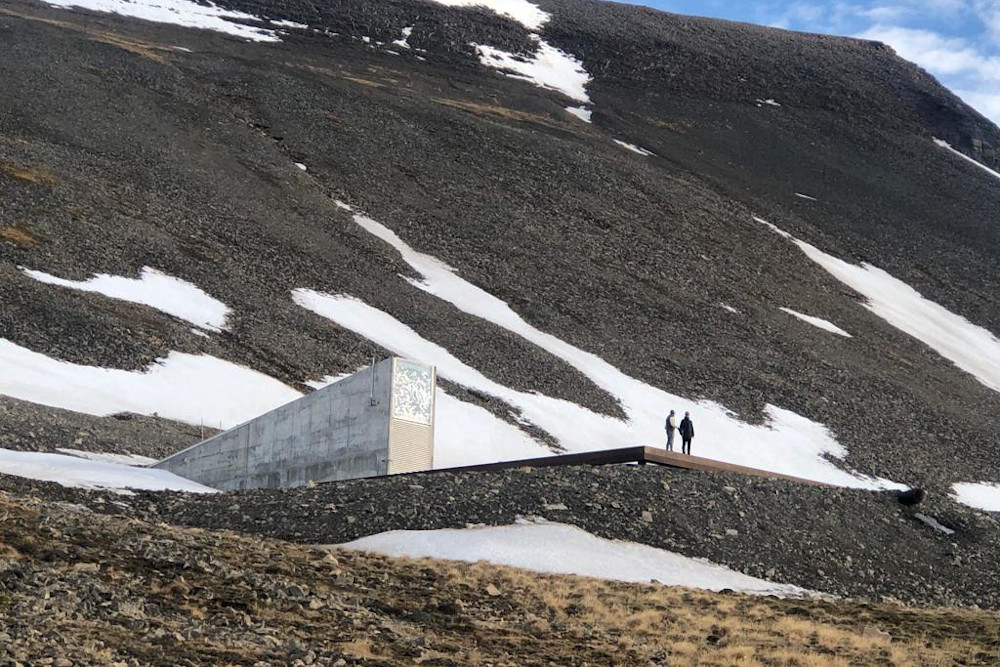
(391, 358), (434, 425)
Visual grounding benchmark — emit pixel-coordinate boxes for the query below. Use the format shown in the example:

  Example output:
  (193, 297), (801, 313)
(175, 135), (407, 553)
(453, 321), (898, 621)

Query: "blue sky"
(616, 1), (1000, 126)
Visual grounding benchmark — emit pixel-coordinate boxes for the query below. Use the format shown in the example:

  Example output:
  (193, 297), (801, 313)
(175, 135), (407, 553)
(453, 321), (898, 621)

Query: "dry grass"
(88, 31), (172, 63)
(0, 7), (173, 63)
(0, 162), (59, 186)
(0, 226), (37, 247)
(417, 557), (1000, 666)
(343, 76), (384, 88)
(435, 98), (570, 130)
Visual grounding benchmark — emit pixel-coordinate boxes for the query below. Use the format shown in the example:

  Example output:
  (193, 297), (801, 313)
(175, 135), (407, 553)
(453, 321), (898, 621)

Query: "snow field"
(0, 340), (301, 430)
(21, 266), (231, 331)
(340, 519), (811, 596)
(0, 448), (216, 493)
(757, 217), (1000, 394)
(951, 482), (1000, 512)
(299, 204), (905, 489)
(44, 0), (280, 42)
(779, 307), (852, 337)
(759, 217), (1000, 510)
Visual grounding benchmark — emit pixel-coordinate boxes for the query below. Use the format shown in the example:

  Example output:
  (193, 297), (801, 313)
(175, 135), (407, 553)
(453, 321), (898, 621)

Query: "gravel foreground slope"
(3, 463), (999, 609)
(2, 490), (1000, 666)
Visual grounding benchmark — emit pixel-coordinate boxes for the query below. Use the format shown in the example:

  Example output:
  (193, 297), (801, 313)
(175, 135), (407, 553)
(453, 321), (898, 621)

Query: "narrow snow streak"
(22, 266), (231, 331)
(613, 139), (655, 156)
(794, 192), (818, 201)
(933, 139), (1000, 182)
(0, 448), (216, 493)
(758, 217), (1000, 394)
(295, 204), (904, 489)
(952, 482), (1000, 512)
(0, 340), (300, 429)
(44, 0), (279, 42)
(780, 308), (852, 338)
(270, 19), (307, 29)
(341, 520), (811, 596)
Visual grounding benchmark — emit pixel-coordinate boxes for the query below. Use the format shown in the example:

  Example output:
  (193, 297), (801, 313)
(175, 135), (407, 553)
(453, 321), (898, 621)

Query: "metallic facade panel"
(388, 417), (434, 474)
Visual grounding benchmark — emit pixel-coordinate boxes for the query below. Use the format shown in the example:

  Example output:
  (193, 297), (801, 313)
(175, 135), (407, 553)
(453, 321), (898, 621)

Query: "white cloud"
(857, 25), (1000, 80)
(974, 0), (1000, 37)
(956, 89), (1000, 122)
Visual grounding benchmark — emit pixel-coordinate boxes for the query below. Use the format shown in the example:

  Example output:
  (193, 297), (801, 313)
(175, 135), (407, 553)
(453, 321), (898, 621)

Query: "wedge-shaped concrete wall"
(154, 357), (435, 490)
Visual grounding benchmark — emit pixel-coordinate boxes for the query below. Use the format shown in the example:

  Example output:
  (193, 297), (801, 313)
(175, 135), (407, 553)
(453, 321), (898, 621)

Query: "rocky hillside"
(2, 0), (1000, 609)
(2, 489), (1000, 666)
(3, 0), (999, 490)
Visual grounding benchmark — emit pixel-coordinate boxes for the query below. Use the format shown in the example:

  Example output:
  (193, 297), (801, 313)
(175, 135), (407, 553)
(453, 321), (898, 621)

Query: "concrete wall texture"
(155, 357), (435, 490)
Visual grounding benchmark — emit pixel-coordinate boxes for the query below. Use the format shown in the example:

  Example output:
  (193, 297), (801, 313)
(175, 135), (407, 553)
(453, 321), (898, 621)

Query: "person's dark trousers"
(682, 438), (692, 455)
(666, 430), (675, 451)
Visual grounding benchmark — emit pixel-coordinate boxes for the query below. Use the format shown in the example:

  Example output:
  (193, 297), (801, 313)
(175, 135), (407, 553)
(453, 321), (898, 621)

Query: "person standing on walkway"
(664, 410), (678, 451)
(679, 411), (694, 455)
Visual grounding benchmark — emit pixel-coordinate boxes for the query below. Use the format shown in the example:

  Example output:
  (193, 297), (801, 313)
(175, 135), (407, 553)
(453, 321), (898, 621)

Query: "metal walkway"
(429, 446), (830, 486)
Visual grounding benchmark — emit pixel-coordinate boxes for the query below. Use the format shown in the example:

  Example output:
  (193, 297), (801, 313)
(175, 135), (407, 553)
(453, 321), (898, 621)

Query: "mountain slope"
(1, 0), (1000, 500)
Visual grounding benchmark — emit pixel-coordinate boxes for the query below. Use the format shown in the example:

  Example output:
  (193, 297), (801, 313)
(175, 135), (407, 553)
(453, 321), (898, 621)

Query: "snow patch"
(794, 192), (818, 201)
(393, 26), (414, 50)
(44, 0), (279, 42)
(340, 520), (811, 596)
(22, 266), (230, 332)
(758, 217), (1000, 394)
(293, 207), (905, 490)
(475, 41), (591, 104)
(0, 340), (300, 429)
(565, 106), (592, 123)
(0, 448), (216, 493)
(295, 162), (307, 171)
(756, 98), (782, 107)
(719, 303), (739, 314)
(427, 0), (549, 31)
(952, 482), (1000, 512)
(933, 139), (1000, 182)
(779, 308), (852, 338)
(425, 1), (590, 103)
(613, 139), (655, 156)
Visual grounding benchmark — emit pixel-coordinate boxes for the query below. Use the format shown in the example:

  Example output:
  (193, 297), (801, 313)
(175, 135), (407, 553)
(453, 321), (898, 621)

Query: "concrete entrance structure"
(155, 357), (436, 490)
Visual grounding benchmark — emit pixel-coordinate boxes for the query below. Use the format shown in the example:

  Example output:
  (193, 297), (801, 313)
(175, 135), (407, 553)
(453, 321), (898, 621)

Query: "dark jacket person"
(679, 412), (694, 455)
